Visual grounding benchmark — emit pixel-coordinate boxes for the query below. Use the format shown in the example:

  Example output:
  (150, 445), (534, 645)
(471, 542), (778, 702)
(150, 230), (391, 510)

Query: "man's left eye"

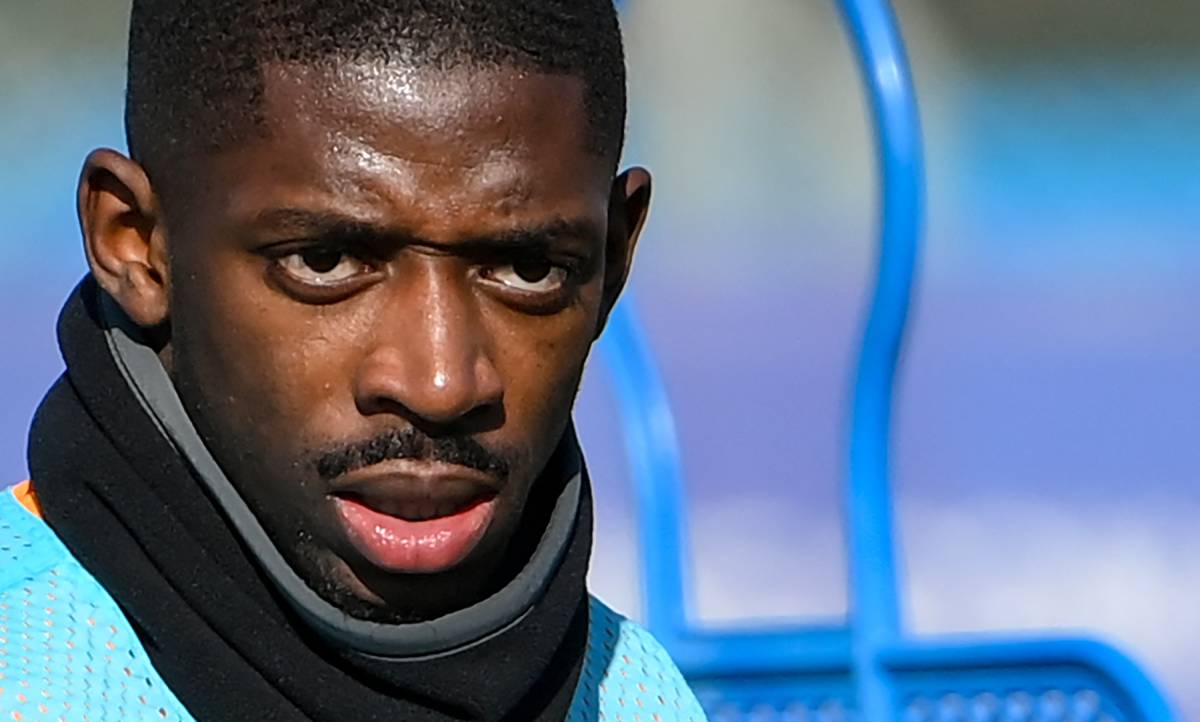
(277, 248), (369, 286)
(486, 258), (569, 293)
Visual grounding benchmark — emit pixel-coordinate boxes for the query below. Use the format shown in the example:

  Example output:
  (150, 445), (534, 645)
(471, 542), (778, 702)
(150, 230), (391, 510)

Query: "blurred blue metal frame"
(599, 0), (1178, 720)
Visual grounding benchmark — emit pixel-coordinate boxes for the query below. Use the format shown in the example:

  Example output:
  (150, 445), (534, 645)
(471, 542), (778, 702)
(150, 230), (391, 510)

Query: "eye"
(485, 258), (569, 294)
(276, 248), (370, 286)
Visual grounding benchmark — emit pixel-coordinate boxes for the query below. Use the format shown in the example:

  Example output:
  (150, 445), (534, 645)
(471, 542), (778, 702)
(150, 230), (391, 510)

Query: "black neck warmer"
(27, 279), (594, 722)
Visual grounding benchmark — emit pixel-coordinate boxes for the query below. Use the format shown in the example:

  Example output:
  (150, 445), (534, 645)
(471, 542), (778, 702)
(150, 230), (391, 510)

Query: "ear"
(595, 166), (652, 338)
(77, 148), (170, 329)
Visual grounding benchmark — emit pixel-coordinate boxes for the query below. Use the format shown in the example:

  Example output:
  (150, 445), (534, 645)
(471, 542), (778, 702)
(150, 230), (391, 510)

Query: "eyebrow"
(247, 207), (604, 252)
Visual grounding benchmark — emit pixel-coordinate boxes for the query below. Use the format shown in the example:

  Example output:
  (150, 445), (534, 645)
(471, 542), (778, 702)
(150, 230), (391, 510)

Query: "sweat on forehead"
(124, 0), (627, 175)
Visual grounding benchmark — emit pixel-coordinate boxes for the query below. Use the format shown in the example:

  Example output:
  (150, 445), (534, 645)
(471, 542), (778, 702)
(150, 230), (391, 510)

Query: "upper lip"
(328, 459), (499, 521)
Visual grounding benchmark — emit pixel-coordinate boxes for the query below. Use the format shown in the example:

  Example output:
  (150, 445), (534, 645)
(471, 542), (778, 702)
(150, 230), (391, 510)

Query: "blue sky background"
(2, 1), (1198, 716)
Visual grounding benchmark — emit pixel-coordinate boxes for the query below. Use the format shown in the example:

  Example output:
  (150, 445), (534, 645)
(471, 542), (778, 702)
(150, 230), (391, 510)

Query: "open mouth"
(329, 467), (500, 574)
(335, 490), (490, 522)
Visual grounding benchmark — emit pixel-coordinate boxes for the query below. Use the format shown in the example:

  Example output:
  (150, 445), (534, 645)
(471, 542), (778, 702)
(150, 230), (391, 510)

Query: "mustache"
(312, 427), (512, 482)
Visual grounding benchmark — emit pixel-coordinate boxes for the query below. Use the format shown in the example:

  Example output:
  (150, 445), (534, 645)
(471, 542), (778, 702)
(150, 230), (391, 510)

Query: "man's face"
(144, 63), (646, 620)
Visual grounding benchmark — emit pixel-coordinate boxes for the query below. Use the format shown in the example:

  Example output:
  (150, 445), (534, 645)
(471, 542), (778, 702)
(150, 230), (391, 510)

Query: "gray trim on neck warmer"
(98, 296), (582, 659)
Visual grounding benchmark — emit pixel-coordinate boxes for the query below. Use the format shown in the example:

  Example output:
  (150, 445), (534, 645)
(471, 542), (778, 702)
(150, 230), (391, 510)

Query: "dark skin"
(76, 61), (652, 620)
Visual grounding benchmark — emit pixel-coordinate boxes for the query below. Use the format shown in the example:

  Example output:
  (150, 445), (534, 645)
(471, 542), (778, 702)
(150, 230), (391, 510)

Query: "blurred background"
(2, 1), (1197, 717)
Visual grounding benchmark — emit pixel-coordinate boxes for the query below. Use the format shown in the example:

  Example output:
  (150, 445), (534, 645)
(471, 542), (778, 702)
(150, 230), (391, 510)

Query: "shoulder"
(0, 484), (196, 720)
(0, 482), (68, 590)
(569, 596), (709, 722)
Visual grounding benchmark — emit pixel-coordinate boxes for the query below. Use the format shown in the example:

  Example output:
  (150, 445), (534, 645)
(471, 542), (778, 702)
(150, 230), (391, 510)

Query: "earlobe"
(594, 167), (652, 339)
(78, 148), (170, 328)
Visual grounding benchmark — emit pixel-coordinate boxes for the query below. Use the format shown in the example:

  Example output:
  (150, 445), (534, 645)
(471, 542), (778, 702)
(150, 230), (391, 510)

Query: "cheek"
(487, 297), (598, 444)
(170, 259), (359, 458)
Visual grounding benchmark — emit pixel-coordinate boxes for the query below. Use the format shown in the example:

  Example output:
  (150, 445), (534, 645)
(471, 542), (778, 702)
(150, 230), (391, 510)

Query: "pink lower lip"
(334, 496), (496, 574)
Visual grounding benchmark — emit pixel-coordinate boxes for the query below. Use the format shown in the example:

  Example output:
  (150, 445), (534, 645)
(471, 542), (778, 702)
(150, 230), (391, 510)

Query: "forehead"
(194, 61), (611, 234)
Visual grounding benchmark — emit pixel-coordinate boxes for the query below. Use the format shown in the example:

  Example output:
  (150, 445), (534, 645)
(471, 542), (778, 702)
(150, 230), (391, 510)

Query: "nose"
(352, 258), (503, 431)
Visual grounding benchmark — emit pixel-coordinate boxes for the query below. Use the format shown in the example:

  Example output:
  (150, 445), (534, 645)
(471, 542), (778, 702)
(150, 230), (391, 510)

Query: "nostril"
(464, 400), (504, 426)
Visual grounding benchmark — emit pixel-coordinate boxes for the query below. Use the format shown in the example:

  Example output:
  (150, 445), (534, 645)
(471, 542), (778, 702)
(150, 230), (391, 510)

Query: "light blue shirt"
(0, 486), (707, 721)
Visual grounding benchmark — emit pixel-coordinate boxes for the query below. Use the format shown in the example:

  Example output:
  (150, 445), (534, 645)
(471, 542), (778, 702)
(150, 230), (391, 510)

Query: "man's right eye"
(276, 248), (370, 287)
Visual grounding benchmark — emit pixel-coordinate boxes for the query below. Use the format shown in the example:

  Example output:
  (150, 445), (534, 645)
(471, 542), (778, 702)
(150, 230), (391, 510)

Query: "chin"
(295, 527), (511, 623)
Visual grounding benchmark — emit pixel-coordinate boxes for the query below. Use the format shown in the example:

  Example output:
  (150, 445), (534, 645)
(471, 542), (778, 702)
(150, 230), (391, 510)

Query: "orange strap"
(12, 480), (43, 519)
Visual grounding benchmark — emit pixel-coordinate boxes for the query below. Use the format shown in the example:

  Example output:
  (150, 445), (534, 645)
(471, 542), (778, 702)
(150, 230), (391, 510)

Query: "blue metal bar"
(599, 296), (692, 642)
(670, 626), (853, 678)
(837, 0), (925, 719)
(880, 637), (1178, 722)
(604, 0), (926, 686)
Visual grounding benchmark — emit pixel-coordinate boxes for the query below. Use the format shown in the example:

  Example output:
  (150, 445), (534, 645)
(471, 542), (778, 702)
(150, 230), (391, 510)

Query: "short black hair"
(125, 0), (626, 182)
